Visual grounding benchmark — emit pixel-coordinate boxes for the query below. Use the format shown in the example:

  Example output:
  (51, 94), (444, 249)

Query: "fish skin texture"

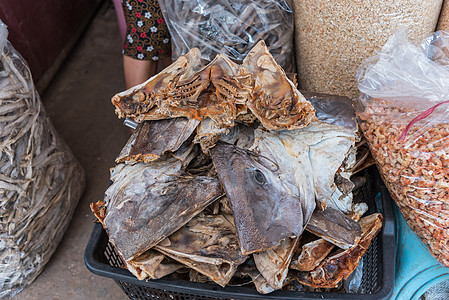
(154, 213), (247, 287)
(116, 118), (199, 164)
(102, 158), (222, 262)
(210, 141), (304, 255)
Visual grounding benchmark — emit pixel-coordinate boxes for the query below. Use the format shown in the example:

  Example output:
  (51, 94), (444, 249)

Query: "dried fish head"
(252, 121), (358, 210)
(155, 213), (247, 287)
(242, 40), (316, 130)
(249, 128), (316, 227)
(96, 158), (222, 262)
(210, 141), (305, 255)
(112, 48), (203, 121)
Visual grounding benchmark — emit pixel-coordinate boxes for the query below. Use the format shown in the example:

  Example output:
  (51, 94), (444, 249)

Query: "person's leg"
(161, 56), (172, 70)
(123, 55), (158, 89)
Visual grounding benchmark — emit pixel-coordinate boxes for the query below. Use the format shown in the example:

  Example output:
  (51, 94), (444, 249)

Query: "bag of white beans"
(293, 0), (443, 99)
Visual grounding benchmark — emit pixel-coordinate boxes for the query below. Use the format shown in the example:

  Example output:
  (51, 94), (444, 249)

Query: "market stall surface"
(15, 4), (129, 300)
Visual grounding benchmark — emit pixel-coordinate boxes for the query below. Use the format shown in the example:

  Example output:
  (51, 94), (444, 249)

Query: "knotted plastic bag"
(0, 21), (85, 297)
(357, 29), (449, 266)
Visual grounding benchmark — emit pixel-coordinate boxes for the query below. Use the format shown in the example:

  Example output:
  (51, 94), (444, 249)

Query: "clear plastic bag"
(292, 0), (443, 99)
(357, 30), (449, 267)
(0, 21), (85, 296)
(158, 0), (295, 72)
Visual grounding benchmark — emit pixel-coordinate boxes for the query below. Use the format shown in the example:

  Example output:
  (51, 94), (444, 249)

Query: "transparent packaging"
(158, 0), (295, 72)
(0, 21), (85, 297)
(292, 0), (443, 99)
(357, 30), (449, 267)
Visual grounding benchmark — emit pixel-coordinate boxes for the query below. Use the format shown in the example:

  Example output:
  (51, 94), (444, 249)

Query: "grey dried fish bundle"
(0, 31), (85, 297)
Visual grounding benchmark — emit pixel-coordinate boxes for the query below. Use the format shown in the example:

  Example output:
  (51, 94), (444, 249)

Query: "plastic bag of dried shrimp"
(158, 0), (295, 72)
(357, 29), (449, 266)
(0, 22), (85, 297)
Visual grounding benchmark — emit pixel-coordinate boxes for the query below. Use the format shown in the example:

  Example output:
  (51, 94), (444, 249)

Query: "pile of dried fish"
(92, 44), (382, 294)
(112, 41), (316, 153)
(0, 32), (85, 297)
(158, 0), (296, 72)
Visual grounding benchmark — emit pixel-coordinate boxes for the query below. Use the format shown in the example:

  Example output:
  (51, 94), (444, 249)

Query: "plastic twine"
(398, 100), (449, 142)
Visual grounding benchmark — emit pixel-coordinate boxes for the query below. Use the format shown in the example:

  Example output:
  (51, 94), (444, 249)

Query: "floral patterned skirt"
(122, 0), (171, 61)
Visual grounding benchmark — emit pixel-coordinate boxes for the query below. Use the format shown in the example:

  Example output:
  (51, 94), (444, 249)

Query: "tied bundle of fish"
(92, 43), (382, 293)
(0, 41), (85, 296)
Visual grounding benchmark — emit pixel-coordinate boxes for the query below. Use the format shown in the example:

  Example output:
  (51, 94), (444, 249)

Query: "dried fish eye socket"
(252, 169), (266, 185)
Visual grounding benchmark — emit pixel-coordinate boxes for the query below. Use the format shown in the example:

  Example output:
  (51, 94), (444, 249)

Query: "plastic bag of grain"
(357, 30), (449, 267)
(438, 0), (449, 31)
(159, 0), (295, 72)
(0, 22), (85, 297)
(292, 0), (443, 100)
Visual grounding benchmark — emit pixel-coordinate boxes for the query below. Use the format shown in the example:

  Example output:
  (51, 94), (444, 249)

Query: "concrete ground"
(15, 4), (130, 300)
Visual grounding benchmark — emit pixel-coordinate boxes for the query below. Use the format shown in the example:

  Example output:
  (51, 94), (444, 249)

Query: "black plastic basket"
(84, 167), (395, 300)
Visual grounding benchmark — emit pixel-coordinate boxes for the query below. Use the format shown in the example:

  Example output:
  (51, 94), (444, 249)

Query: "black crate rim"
(84, 169), (395, 300)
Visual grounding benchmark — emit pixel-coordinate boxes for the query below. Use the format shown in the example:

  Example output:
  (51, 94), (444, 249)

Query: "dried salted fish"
(155, 213), (247, 287)
(0, 37), (85, 296)
(160, 54), (253, 126)
(295, 213), (383, 288)
(302, 91), (367, 213)
(290, 239), (334, 272)
(254, 237), (301, 290)
(116, 117), (199, 163)
(112, 43), (316, 135)
(250, 121), (358, 211)
(111, 48), (203, 122)
(193, 118), (228, 153)
(92, 158), (221, 262)
(125, 250), (183, 280)
(249, 128), (315, 224)
(210, 141), (305, 255)
(302, 91), (357, 132)
(306, 207), (362, 250)
(195, 121), (258, 154)
(238, 259), (276, 294)
(242, 40), (316, 130)
(113, 52), (253, 128)
(219, 122), (257, 150)
(291, 202), (367, 273)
